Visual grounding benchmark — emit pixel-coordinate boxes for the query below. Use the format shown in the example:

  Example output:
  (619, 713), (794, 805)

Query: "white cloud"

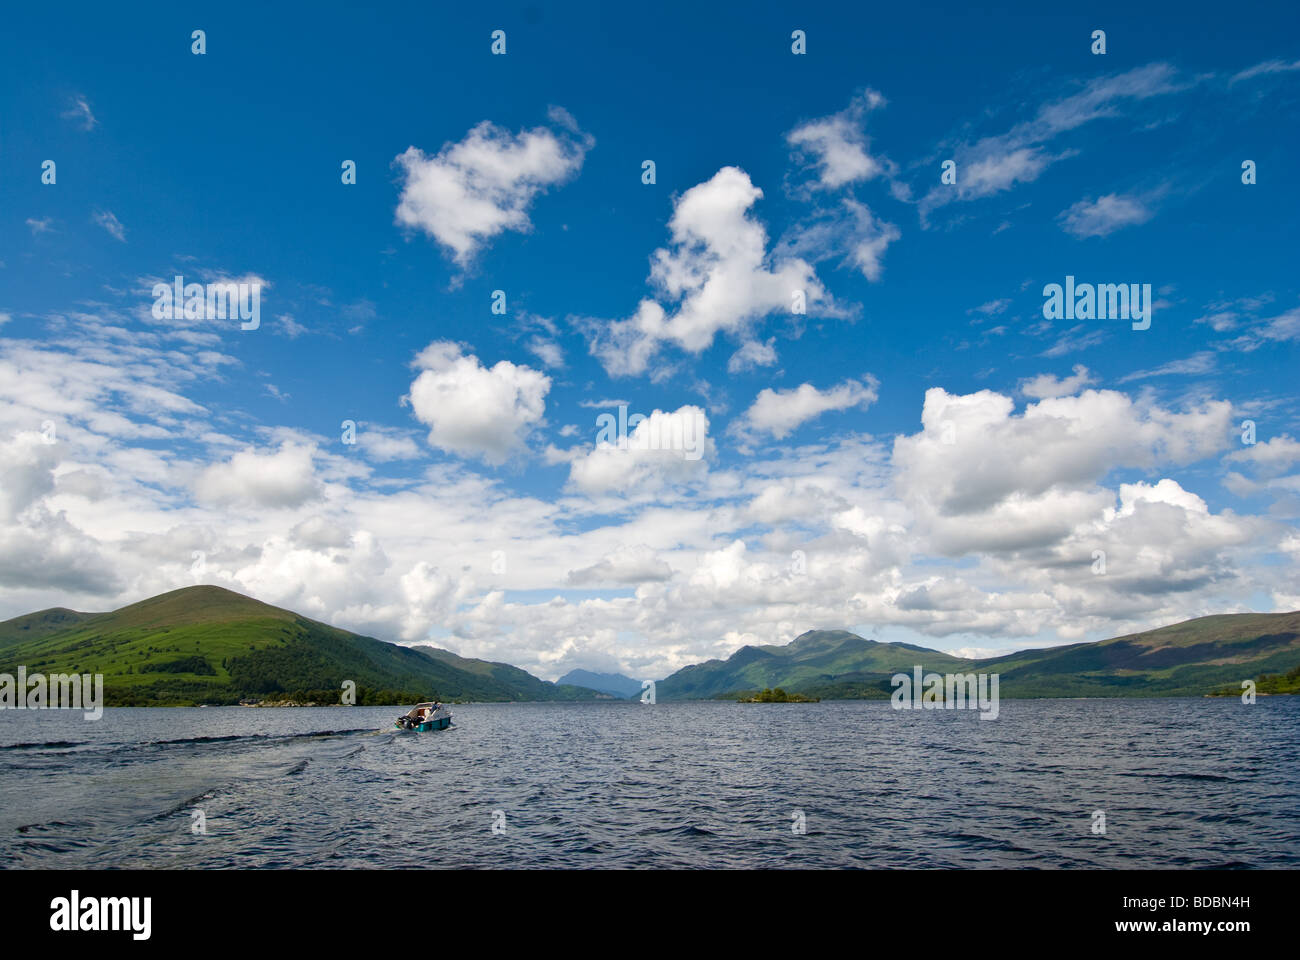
(736, 377), (879, 440)
(93, 211), (126, 242)
(1041, 324), (1107, 358)
(61, 95), (97, 130)
(0, 512), (121, 594)
(400, 561), (467, 641)
(1058, 192), (1154, 238)
(1225, 435), (1300, 478)
(1019, 364), (1096, 399)
(276, 314), (308, 339)
(589, 167), (829, 377)
(0, 319), (1288, 681)
(1260, 306), (1300, 343)
(777, 197), (900, 282)
(0, 431), (59, 521)
(841, 200), (900, 280)
(892, 388), (1235, 557)
(727, 338), (778, 373)
(354, 424), (422, 463)
(525, 336), (565, 369)
(567, 544), (673, 585)
(969, 298), (1010, 318)
(563, 405), (710, 494)
(920, 63), (1182, 219)
(290, 515), (353, 550)
(1118, 351), (1216, 383)
(394, 109), (591, 266)
(786, 90), (888, 189)
(1229, 58), (1300, 86)
(404, 341), (550, 465)
(194, 443), (322, 509)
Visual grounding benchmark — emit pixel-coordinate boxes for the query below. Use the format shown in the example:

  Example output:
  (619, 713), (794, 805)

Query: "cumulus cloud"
(567, 544), (674, 585)
(290, 515), (353, 550)
(562, 405), (711, 494)
(394, 108), (592, 266)
(0, 512), (121, 594)
(736, 377), (879, 440)
(354, 424), (422, 463)
(1225, 435), (1300, 478)
(786, 90), (888, 190)
(727, 338), (778, 373)
(892, 387), (1235, 556)
(0, 431), (59, 521)
(405, 341), (550, 465)
(588, 167), (829, 377)
(0, 315), (1288, 682)
(525, 336), (565, 369)
(1019, 364), (1096, 399)
(194, 443), (322, 508)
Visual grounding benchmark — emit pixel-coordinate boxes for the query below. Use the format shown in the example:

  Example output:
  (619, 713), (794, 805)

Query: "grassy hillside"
(982, 611), (1300, 697)
(0, 586), (600, 706)
(656, 613), (1300, 700)
(1210, 662), (1300, 696)
(6, 587), (1295, 705)
(0, 607), (98, 650)
(656, 629), (971, 700)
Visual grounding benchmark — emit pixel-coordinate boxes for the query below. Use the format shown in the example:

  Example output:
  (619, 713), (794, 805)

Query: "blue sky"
(1, 1), (1298, 679)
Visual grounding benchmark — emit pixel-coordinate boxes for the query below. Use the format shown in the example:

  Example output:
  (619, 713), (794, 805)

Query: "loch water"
(2, 698), (1297, 868)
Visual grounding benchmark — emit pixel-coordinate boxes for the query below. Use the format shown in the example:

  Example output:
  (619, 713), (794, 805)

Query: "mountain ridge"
(557, 669), (643, 698)
(0, 585), (602, 706)
(655, 612), (1300, 700)
(2, 587), (1297, 704)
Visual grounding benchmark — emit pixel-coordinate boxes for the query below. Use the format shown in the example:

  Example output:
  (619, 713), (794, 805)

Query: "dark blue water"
(2, 698), (1297, 868)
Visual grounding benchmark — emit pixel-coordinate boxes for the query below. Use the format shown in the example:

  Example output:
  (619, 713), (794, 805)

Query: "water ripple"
(0, 698), (1297, 868)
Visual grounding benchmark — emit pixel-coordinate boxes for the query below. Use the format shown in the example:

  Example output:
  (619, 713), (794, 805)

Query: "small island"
(739, 687), (820, 703)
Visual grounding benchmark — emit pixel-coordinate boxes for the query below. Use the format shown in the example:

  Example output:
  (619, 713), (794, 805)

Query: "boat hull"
(394, 715), (452, 732)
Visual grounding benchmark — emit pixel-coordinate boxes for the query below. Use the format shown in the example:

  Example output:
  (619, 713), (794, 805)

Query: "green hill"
(0, 607), (98, 650)
(6, 588), (1296, 705)
(0, 585), (602, 706)
(656, 612), (1300, 700)
(982, 611), (1300, 697)
(656, 629), (970, 700)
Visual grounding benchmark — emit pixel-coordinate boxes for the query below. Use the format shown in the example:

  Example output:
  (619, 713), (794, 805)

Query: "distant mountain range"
(0, 586), (605, 706)
(2, 585), (1296, 705)
(655, 613), (1300, 700)
(557, 669), (643, 699)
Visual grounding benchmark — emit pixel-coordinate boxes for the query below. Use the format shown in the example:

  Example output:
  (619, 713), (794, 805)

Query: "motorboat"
(394, 701), (453, 732)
